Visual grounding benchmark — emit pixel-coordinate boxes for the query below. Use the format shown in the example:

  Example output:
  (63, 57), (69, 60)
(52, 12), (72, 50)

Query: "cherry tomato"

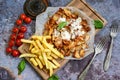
(24, 17), (31, 24)
(8, 40), (14, 47)
(10, 34), (16, 40)
(19, 26), (27, 33)
(12, 50), (20, 57)
(20, 13), (26, 20)
(6, 47), (12, 53)
(16, 39), (22, 46)
(17, 33), (24, 39)
(12, 27), (19, 33)
(16, 19), (22, 25)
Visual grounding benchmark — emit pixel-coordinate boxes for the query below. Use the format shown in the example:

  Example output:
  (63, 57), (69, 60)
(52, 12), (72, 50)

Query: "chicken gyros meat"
(35, 7), (95, 60)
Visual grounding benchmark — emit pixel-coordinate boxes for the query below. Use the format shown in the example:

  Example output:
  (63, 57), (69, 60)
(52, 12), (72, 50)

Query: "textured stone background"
(0, 0), (120, 80)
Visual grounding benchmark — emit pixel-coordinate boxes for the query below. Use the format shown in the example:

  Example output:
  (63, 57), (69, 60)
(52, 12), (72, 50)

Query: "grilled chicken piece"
(63, 8), (72, 16)
(49, 18), (56, 24)
(85, 34), (90, 41)
(81, 20), (91, 32)
(79, 49), (85, 57)
(70, 47), (75, 53)
(52, 14), (60, 21)
(54, 37), (63, 48)
(81, 19), (87, 26)
(84, 26), (91, 32)
(63, 39), (70, 45)
(60, 49), (65, 56)
(49, 28), (54, 36)
(75, 45), (82, 51)
(73, 50), (80, 58)
(71, 14), (78, 19)
(68, 42), (76, 49)
(81, 43), (88, 49)
(65, 50), (70, 56)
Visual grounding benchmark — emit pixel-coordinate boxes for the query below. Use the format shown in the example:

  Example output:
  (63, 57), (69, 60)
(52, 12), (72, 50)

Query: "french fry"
(31, 35), (42, 40)
(52, 59), (60, 67)
(49, 44), (54, 48)
(32, 41), (39, 50)
(35, 58), (43, 69)
(47, 56), (53, 60)
(47, 61), (54, 76)
(44, 36), (51, 39)
(21, 39), (33, 44)
(31, 48), (39, 53)
(49, 64), (53, 76)
(43, 43), (48, 49)
(46, 52), (51, 57)
(42, 38), (64, 58)
(39, 56), (45, 65)
(31, 48), (35, 53)
(19, 53), (37, 58)
(44, 49), (51, 53)
(36, 51), (42, 56)
(30, 58), (38, 67)
(48, 61), (57, 69)
(50, 53), (58, 59)
(20, 35), (63, 76)
(35, 40), (44, 51)
(29, 44), (33, 50)
(42, 53), (48, 69)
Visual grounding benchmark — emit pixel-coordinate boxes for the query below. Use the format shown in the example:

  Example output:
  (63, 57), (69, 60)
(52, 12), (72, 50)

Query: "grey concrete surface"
(0, 0), (120, 80)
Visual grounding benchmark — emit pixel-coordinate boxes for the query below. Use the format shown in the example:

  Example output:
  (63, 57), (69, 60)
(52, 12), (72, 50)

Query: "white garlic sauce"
(53, 17), (85, 40)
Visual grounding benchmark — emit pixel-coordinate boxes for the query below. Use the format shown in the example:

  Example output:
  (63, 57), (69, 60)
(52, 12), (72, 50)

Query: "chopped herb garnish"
(57, 21), (67, 30)
(48, 74), (59, 80)
(18, 59), (26, 75)
(94, 20), (103, 29)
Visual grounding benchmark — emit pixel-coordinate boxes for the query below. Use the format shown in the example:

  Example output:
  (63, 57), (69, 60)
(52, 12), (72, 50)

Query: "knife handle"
(104, 38), (113, 71)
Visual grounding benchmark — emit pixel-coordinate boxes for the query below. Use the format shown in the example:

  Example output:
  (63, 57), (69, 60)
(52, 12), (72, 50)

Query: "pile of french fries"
(20, 35), (64, 76)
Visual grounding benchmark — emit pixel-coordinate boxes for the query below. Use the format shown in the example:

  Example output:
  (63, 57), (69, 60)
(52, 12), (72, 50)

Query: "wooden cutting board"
(19, 0), (107, 80)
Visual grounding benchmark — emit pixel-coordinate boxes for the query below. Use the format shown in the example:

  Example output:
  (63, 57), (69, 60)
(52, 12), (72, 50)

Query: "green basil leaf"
(18, 59), (26, 75)
(94, 20), (103, 29)
(57, 21), (67, 30)
(48, 75), (59, 80)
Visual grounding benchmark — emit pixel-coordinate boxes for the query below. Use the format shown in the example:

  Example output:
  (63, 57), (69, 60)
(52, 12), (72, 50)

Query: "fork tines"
(96, 36), (107, 47)
(111, 23), (119, 32)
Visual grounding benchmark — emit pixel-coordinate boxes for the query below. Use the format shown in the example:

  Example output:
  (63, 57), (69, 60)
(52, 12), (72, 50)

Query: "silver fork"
(103, 24), (118, 71)
(78, 37), (107, 80)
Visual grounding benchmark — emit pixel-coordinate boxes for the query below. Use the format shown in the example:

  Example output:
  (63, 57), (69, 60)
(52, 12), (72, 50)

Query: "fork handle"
(104, 38), (114, 71)
(78, 53), (97, 80)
